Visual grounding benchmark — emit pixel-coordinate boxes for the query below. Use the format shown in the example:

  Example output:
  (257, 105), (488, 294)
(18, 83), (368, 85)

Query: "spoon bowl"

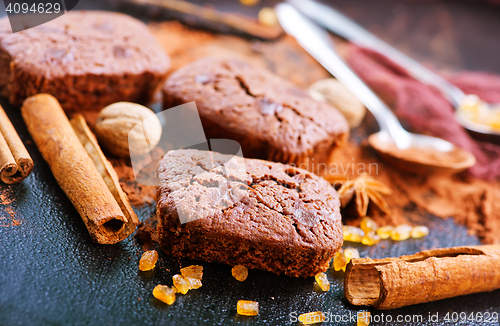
(455, 111), (500, 145)
(368, 131), (476, 175)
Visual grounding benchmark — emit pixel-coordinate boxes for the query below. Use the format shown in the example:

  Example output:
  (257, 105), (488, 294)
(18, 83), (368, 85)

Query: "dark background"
(1, 0), (499, 325)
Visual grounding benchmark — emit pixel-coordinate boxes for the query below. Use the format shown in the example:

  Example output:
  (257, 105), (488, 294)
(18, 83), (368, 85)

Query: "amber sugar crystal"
(360, 217), (378, 233)
(411, 226), (429, 239)
(180, 265), (203, 280)
(298, 311), (326, 324)
(239, 0), (259, 6)
(357, 311), (371, 326)
(315, 272), (330, 291)
(237, 300), (259, 316)
(186, 277), (202, 290)
(391, 224), (412, 241)
(344, 248), (360, 262)
(344, 248), (360, 270)
(232, 265), (249, 282)
(153, 284), (175, 305)
(376, 225), (394, 239)
(362, 231), (381, 246)
(334, 248), (360, 272)
(333, 249), (347, 271)
(258, 7), (278, 26)
(139, 250), (158, 271)
(343, 225), (365, 242)
(172, 274), (190, 294)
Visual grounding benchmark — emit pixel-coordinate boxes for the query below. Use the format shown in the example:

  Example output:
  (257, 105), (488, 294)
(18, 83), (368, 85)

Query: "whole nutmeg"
(94, 102), (162, 158)
(309, 78), (366, 128)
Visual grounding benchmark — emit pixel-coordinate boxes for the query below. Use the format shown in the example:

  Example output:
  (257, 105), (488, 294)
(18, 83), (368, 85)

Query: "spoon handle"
(276, 3), (411, 147)
(288, 0), (466, 108)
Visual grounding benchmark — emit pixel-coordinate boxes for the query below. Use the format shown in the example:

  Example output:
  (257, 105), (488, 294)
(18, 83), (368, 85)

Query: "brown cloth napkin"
(346, 45), (500, 180)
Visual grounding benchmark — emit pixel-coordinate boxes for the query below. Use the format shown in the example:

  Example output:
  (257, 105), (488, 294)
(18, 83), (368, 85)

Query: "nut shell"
(95, 102), (162, 158)
(309, 78), (366, 128)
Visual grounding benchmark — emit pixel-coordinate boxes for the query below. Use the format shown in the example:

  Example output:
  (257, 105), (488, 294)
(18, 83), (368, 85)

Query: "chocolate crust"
(157, 149), (343, 277)
(162, 58), (349, 170)
(0, 11), (170, 111)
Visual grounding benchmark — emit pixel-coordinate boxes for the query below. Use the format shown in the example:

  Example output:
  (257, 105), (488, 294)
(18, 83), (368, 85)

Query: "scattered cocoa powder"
(109, 157), (157, 207)
(327, 142), (500, 244)
(0, 190), (13, 205)
(135, 212), (159, 251)
(0, 189), (21, 227)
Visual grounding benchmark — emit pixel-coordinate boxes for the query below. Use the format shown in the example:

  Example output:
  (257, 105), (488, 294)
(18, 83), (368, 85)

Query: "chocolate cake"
(162, 58), (349, 170)
(157, 149), (343, 277)
(0, 11), (170, 111)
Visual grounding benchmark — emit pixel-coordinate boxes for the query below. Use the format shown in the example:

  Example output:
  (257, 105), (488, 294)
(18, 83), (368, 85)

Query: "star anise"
(325, 173), (391, 216)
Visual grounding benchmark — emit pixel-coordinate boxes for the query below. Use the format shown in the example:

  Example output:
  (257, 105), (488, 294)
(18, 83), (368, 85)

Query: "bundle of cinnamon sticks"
(0, 105), (33, 184)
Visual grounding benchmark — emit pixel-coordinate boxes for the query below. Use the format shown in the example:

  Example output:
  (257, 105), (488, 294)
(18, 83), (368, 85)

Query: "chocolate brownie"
(162, 58), (349, 170)
(0, 11), (170, 111)
(157, 149), (343, 277)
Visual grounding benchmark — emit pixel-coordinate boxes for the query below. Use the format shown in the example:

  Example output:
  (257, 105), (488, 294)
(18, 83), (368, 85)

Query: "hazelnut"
(309, 78), (366, 128)
(94, 102), (162, 158)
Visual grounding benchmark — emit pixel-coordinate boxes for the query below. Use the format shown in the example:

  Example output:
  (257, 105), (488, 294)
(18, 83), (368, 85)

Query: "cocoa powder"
(135, 213), (158, 251)
(109, 157), (156, 207)
(0, 189), (21, 227)
(328, 143), (500, 244)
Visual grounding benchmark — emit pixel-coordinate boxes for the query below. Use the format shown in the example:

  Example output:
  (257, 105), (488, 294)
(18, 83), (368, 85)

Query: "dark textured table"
(1, 1), (499, 325)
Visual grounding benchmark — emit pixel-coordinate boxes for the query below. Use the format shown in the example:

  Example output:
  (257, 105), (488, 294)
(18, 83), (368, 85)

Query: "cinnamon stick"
(0, 105), (33, 184)
(344, 245), (500, 310)
(70, 114), (138, 240)
(21, 94), (137, 244)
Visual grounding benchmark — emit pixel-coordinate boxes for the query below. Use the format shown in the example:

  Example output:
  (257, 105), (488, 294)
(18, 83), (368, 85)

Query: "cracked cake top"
(0, 11), (169, 78)
(157, 149), (342, 248)
(162, 57), (349, 163)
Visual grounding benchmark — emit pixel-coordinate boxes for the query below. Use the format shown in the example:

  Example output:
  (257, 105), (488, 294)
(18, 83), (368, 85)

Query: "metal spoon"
(287, 0), (500, 140)
(275, 3), (476, 174)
